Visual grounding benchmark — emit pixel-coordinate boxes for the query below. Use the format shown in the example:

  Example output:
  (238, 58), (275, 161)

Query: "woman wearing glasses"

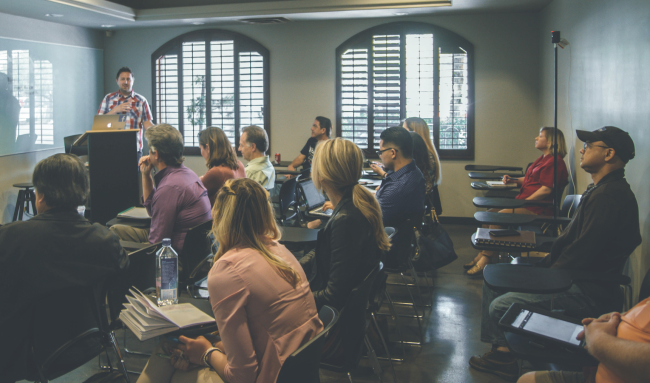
(137, 178), (323, 383)
(465, 126), (569, 275)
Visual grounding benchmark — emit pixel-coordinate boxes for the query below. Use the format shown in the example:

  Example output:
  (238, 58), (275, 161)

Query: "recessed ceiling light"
(192, 22), (205, 25)
(101, 25), (115, 28)
(393, 12), (408, 16)
(45, 13), (64, 17)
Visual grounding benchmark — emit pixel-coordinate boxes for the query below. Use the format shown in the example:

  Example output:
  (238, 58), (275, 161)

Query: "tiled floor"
(22, 224), (518, 383)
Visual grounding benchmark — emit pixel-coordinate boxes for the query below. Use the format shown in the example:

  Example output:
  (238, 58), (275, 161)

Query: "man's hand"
(323, 201), (334, 211)
(577, 312), (621, 353)
(177, 336), (212, 366)
(139, 155), (154, 174)
(108, 102), (132, 114)
(370, 162), (386, 177)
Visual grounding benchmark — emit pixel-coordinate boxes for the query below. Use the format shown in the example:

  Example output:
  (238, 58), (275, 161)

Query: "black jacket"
(541, 168), (641, 313)
(300, 189), (381, 311)
(0, 208), (128, 382)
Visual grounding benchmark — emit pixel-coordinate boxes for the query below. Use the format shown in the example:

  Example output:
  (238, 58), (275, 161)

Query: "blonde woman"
(197, 127), (246, 206)
(299, 138), (390, 311)
(403, 117), (442, 186)
(137, 178), (323, 383)
(465, 127), (569, 275)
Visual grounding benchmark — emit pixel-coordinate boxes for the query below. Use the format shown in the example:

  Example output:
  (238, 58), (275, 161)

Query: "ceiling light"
(101, 25), (115, 28)
(45, 13), (64, 17)
(393, 12), (408, 16)
(192, 22), (204, 25)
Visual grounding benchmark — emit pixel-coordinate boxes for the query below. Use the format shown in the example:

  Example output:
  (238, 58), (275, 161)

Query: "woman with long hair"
(409, 131), (437, 193)
(403, 117), (442, 186)
(300, 138), (390, 310)
(137, 178), (323, 383)
(198, 127), (246, 206)
(464, 126), (569, 275)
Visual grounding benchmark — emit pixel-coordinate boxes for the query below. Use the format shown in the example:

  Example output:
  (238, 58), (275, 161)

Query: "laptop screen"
(300, 179), (326, 209)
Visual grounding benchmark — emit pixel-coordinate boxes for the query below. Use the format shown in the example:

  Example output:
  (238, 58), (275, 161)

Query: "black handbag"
(410, 199), (457, 271)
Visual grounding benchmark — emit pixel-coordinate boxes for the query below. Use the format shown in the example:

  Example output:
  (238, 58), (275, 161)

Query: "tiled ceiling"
(0, 0), (553, 29)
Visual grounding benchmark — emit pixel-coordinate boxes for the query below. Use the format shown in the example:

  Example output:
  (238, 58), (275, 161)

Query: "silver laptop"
(300, 179), (333, 218)
(91, 114), (127, 131)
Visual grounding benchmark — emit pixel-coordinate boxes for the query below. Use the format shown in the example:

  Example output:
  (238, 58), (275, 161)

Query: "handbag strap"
(428, 193), (440, 224)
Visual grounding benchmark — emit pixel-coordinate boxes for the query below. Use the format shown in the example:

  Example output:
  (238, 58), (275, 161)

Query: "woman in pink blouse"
(137, 178), (323, 383)
(198, 127), (246, 206)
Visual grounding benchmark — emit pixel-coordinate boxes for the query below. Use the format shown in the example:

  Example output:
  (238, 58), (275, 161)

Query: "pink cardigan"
(208, 242), (323, 383)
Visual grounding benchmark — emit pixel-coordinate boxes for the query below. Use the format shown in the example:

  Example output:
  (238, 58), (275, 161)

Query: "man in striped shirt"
(97, 67), (153, 157)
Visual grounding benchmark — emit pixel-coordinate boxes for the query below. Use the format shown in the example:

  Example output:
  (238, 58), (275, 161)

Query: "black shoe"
(469, 350), (519, 382)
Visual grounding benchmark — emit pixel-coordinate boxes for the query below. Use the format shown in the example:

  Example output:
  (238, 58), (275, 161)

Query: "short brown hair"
(33, 154), (89, 209)
(198, 127), (239, 170)
(241, 125), (268, 153)
(145, 124), (185, 166)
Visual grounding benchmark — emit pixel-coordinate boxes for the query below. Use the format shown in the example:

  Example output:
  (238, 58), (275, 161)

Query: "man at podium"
(97, 67), (153, 158)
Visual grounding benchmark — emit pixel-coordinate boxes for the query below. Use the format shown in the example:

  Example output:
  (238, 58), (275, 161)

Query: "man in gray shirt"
(239, 125), (275, 190)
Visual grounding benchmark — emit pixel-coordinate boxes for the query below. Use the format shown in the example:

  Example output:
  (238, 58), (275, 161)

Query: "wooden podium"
(74, 130), (139, 225)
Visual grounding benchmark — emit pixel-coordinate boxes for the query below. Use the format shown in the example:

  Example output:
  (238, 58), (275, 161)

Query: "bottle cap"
(162, 238), (171, 247)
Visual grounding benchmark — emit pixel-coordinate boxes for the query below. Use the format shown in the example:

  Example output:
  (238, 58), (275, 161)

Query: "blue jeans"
(480, 282), (598, 347)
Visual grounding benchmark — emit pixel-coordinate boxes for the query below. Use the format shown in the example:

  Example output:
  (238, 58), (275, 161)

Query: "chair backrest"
(181, 220), (214, 283)
(384, 227), (396, 240)
(126, 242), (162, 293)
(278, 177), (298, 219)
(382, 216), (421, 270)
(640, 268), (650, 302)
(319, 264), (380, 372)
(560, 194), (582, 218)
(276, 305), (340, 383)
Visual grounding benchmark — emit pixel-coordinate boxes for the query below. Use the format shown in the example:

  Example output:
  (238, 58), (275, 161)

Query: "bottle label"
(161, 258), (178, 290)
(160, 288), (177, 301)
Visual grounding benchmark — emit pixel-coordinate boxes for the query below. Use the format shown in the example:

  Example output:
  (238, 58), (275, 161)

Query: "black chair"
(319, 264), (386, 382)
(274, 177), (298, 225)
(181, 220), (214, 289)
(25, 280), (129, 383)
(276, 305), (340, 383)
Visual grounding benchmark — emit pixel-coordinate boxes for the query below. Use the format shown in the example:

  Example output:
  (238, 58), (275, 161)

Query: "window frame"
(151, 29), (270, 156)
(336, 22), (475, 160)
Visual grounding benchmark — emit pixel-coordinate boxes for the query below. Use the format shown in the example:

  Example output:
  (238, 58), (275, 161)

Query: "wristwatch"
(202, 347), (224, 369)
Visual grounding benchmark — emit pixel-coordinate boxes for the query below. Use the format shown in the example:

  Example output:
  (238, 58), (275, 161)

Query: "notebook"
(299, 179), (333, 218)
(117, 207), (150, 220)
(475, 228), (536, 249)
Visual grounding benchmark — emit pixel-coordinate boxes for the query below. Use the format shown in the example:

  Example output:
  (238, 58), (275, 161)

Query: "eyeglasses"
(583, 142), (610, 151)
(376, 147), (397, 156)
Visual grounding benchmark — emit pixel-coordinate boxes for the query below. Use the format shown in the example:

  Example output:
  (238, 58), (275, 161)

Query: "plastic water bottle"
(156, 238), (178, 306)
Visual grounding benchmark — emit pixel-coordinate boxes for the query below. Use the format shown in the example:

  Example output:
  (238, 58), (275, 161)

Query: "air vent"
(238, 17), (289, 25)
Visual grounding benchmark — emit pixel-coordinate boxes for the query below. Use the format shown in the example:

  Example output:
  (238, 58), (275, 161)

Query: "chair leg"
(364, 334), (384, 383)
(122, 325), (151, 357)
(399, 273), (423, 346)
(109, 331), (131, 383)
(13, 190), (25, 222)
(347, 372), (354, 383)
(372, 313), (401, 379)
(384, 290), (407, 357)
(29, 189), (37, 216)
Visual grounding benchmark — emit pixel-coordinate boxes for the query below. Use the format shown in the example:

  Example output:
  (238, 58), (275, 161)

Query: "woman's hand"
(323, 201), (334, 211)
(370, 162), (386, 177)
(177, 335), (213, 366)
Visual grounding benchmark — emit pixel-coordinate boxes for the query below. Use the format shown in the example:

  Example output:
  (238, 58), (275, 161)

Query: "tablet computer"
(498, 303), (587, 353)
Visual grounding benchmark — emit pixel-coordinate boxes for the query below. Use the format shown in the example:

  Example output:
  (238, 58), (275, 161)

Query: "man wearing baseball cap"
(470, 126), (642, 382)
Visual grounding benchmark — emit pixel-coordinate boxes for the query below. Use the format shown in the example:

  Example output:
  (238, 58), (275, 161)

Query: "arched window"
(152, 29), (269, 155)
(336, 22), (474, 159)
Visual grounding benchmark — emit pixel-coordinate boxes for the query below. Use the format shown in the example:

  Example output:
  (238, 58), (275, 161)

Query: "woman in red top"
(465, 126), (569, 275)
(198, 127), (246, 206)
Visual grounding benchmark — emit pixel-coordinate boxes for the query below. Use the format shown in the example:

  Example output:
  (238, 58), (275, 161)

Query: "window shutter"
(182, 42), (207, 147)
(210, 41), (235, 144)
(238, 52), (265, 129)
(34, 60), (53, 145)
(341, 49), (369, 148)
(155, 54), (179, 129)
(372, 35), (401, 149)
(439, 49), (468, 150)
(405, 34), (435, 143)
(12, 50), (30, 140)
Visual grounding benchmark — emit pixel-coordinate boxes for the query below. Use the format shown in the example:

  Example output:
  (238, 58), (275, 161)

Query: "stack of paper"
(486, 181), (517, 188)
(120, 288), (215, 340)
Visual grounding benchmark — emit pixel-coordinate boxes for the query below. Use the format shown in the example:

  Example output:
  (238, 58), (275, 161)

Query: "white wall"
(102, 12), (543, 218)
(0, 13), (103, 224)
(540, 0), (650, 299)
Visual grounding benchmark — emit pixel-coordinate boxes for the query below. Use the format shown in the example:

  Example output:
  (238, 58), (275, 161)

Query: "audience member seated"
(403, 117), (442, 189)
(409, 131), (438, 193)
(197, 127), (246, 206)
(370, 126), (426, 268)
(110, 124), (211, 253)
(469, 126), (641, 382)
(136, 178), (323, 383)
(287, 116), (331, 176)
(464, 126), (569, 276)
(0, 154), (128, 381)
(238, 125), (275, 190)
(518, 298), (650, 383)
(299, 138), (390, 311)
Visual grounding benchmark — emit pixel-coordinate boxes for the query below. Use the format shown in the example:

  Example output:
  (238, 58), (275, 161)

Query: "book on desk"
(120, 288), (214, 340)
(475, 228), (536, 249)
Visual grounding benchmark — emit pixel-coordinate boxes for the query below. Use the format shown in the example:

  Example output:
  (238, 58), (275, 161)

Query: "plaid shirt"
(97, 90), (152, 151)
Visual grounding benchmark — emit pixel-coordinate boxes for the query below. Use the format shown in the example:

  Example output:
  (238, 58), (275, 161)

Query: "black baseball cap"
(576, 126), (635, 163)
